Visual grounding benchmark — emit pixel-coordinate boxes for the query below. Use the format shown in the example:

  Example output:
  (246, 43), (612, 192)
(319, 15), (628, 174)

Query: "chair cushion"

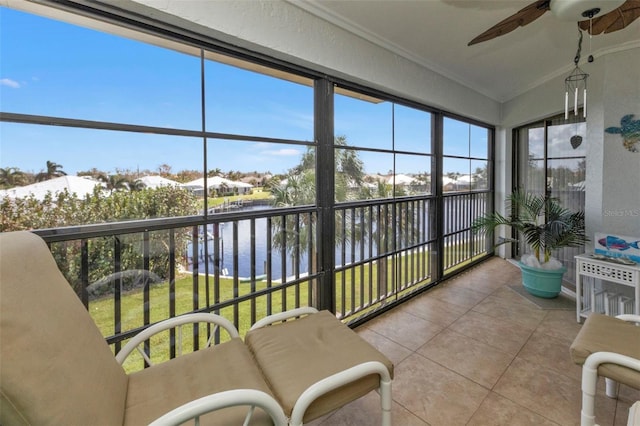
(245, 310), (394, 423)
(124, 338), (276, 426)
(0, 231), (128, 425)
(570, 313), (640, 387)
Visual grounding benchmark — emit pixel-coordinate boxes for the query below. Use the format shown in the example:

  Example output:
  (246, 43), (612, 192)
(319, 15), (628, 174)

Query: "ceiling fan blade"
(578, 0), (640, 34)
(468, 0), (550, 46)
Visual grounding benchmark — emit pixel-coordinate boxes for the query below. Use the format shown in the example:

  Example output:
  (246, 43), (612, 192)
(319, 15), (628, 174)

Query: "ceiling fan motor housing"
(550, 0), (625, 20)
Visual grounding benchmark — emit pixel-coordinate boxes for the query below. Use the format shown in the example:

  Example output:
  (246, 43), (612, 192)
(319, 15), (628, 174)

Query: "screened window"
(204, 60), (314, 141)
(0, 7), (315, 226)
(1, 8), (202, 129)
(443, 117), (490, 193)
(334, 89), (434, 201)
(1, 1), (497, 335)
(334, 93), (392, 150)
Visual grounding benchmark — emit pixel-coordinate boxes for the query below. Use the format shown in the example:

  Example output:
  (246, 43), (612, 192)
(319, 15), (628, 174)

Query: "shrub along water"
(1, 185), (199, 295)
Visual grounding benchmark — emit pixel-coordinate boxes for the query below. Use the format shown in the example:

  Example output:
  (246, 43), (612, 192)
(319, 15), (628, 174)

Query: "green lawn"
(90, 245), (484, 373)
(204, 187), (273, 208)
(92, 261), (399, 372)
(91, 274), (305, 372)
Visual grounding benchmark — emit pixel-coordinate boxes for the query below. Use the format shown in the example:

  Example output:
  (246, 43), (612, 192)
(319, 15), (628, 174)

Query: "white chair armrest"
(581, 352), (640, 426)
(249, 307), (319, 330)
(616, 314), (640, 324)
(148, 389), (288, 426)
(115, 313), (239, 365)
(289, 361), (392, 426)
(628, 401), (640, 426)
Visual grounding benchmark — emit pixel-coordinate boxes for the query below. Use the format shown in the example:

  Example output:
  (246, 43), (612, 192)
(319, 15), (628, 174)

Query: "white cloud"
(1, 78), (21, 89)
(266, 148), (300, 157)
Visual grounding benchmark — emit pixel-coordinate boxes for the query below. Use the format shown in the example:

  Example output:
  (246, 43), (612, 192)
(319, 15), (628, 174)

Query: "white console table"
(575, 254), (640, 323)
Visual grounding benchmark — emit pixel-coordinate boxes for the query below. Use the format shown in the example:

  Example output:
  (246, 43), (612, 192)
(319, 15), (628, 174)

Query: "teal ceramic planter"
(518, 261), (567, 299)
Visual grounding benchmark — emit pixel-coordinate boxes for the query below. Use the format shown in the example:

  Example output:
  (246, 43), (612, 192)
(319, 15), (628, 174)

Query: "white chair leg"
(628, 401), (640, 426)
(581, 362), (598, 426)
(380, 378), (392, 426)
(605, 378), (619, 398)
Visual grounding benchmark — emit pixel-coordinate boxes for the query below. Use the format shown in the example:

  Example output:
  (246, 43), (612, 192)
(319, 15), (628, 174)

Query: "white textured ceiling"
(292, 0), (640, 102)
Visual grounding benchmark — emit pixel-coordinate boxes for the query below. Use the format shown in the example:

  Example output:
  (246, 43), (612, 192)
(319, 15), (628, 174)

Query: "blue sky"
(0, 6), (485, 177)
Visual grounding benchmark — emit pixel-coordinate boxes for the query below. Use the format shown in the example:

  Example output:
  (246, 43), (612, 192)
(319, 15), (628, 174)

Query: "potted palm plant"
(472, 190), (587, 298)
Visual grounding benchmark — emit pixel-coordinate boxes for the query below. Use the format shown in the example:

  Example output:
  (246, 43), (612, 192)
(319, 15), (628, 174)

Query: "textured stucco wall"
(600, 49), (640, 238)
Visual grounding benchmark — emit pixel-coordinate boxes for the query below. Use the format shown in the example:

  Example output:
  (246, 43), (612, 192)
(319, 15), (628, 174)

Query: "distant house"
(443, 174), (471, 191)
(0, 175), (104, 201)
(240, 174), (270, 186)
(182, 176), (253, 196)
(232, 180), (253, 194)
(386, 174), (417, 186)
(137, 175), (181, 189)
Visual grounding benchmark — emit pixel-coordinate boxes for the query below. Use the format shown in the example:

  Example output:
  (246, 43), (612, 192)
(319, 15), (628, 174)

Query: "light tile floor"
(312, 257), (639, 425)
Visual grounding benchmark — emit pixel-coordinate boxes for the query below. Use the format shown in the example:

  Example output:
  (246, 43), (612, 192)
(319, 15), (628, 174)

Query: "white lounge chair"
(570, 313), (640, 426)
(0, 231), (393, 425)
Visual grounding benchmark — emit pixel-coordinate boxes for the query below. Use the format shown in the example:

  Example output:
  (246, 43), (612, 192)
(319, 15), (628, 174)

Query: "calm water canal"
(186, 197), (484, 279)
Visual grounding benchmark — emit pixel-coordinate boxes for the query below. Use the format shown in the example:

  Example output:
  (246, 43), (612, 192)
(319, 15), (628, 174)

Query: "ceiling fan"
(468, 0), (640, 45)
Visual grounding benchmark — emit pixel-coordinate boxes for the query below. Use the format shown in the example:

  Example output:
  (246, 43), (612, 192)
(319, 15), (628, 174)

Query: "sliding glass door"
(514, 113), (586, 284)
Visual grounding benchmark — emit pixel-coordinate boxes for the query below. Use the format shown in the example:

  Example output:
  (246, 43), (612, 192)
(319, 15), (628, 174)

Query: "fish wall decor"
(595, 232), (640, 263)
(605, 114), (640, 153)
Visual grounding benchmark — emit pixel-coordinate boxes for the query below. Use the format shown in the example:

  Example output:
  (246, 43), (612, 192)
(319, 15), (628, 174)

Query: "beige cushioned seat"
(1, 231), (128, 425)
(245, 310), (394, 423)
(0, 231), (276, 425)
(570, 313), (640, 387)
(125, 338), (275, 426)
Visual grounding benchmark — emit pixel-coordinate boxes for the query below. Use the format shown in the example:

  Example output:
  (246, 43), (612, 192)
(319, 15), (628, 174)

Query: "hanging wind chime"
(564, 8), (598, 120)
(564, 30), (588, 120)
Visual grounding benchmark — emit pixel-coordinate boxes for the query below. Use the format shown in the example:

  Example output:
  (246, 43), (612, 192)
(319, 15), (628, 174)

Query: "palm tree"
(264, 175), (281, 190)
(157, 163), (172, 176)
(0, 167), (26, 188)
(271, 171), (317, 276)
(270, 136), (365, 280)
(366, 180), (393, 299)
(271, 173), (316, 208)
(413, 172), (431, 194)
(99, 174), (130, 194)
(35, 161), (66, 182)
(367, 179), (422, 302)
(129, 179), (146, 192)
(208, 168), (222, 178)
(226, 170), (242, 181)
(472, 166), (488, 189)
